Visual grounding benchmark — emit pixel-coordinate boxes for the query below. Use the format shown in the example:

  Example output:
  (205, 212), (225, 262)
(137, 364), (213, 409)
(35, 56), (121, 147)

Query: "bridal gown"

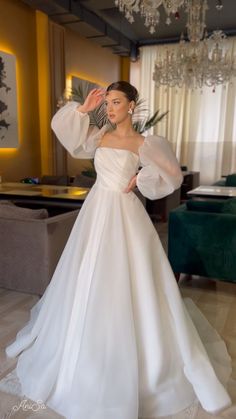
(5, 102), (232, 419)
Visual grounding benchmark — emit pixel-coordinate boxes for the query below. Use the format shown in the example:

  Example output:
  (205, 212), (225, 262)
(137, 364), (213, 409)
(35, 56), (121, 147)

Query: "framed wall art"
(0, 51), (18, 148)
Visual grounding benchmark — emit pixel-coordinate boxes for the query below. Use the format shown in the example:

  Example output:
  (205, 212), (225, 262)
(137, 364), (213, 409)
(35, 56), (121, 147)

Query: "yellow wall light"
(67, 73), (107, 88)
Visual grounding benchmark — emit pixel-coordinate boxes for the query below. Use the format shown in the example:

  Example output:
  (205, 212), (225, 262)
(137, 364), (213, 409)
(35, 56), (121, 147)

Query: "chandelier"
(153, 30), (236, 90)
(115, 0), (187, 34)
(115, 0), (236, 90)
(152, 0), (236, 90)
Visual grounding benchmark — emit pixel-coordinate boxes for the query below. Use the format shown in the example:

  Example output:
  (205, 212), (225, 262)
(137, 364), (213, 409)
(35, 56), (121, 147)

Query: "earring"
(128, 109), (133, 115)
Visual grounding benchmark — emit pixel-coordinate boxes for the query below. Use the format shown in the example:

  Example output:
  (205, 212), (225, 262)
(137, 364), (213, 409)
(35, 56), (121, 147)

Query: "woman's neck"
(115, 118), (136, 138)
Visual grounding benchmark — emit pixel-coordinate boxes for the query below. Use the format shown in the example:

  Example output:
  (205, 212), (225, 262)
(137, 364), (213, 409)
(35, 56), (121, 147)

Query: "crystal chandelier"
(114, 0), (187, 34)
(115, 0), (236, 89)
(152, 1), (236, 90)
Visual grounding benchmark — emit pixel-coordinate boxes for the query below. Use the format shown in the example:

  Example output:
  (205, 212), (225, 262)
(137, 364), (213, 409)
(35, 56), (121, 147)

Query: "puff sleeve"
(51, 101), (108, 159)
(136, 135), (183, 200)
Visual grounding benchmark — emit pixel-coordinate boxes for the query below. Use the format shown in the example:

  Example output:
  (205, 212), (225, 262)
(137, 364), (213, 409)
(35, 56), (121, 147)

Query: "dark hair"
(106, 81), (139, 103)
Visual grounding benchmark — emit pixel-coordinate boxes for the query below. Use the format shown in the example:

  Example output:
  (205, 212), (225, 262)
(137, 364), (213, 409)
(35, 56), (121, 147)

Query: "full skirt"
(5, 184), (232, 419)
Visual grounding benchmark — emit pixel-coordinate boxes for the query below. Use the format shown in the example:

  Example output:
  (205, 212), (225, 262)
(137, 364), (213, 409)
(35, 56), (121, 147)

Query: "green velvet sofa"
(168, 198), (236, 283)
(213, 173), (236, 187)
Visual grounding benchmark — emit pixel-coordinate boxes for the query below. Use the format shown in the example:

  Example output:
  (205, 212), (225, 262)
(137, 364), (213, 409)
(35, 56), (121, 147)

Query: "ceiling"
(22, 0), (236, 59)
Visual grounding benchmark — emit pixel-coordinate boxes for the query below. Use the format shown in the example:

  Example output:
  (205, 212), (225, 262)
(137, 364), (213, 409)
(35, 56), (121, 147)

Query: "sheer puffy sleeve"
(136, 135), (183, 200)
(51, 101), (108, 158)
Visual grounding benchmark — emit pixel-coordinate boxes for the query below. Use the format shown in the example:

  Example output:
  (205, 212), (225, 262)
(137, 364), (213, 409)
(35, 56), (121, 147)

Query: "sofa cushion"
(0, 200), (15, 206)
(222, 198), (236, 214)
(212, 179), (226, 187)
(225, 174), (236, 186)
(186, 199), (225, 213)
(0, 202), (48, 219)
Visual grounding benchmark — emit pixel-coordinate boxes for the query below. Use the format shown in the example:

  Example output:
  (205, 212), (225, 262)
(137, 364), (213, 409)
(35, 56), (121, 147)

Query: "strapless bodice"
(94, 147), (140, 192)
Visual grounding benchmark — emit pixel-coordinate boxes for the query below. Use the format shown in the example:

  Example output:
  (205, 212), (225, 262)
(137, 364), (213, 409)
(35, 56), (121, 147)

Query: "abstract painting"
(0, 51), (18, 148)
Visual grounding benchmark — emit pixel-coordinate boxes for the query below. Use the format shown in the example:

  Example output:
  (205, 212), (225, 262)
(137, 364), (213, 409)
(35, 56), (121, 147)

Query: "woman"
(6, 81), (231, 419)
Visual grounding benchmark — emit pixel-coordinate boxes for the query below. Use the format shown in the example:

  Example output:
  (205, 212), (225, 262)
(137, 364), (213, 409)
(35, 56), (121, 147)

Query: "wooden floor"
(0, 222), (235, 418)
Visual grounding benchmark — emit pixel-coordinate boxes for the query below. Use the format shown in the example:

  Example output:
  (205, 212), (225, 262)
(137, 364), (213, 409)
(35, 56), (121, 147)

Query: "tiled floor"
(0, 222), (235, 418)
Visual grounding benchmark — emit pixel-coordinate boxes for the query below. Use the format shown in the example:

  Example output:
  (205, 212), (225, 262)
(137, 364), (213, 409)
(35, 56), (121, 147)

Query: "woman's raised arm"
(51, 89), (107, 159)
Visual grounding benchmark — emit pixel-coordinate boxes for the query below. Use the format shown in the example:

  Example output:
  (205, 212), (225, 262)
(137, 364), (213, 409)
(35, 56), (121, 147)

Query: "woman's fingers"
(82, 88), (105, 112)
(88, 88), (97, 95)
(124, 175), (137, 193)
(89, 88), (105, 97)
(90, 89), (105, 102)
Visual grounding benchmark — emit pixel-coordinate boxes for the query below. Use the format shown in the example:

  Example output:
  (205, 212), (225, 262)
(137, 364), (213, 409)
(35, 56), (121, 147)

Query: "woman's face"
(105, 90), (132, 125)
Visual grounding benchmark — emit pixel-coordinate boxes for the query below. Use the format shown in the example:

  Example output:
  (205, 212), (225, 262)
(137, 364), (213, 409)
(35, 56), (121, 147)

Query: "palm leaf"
(71, 86), (84, 104)
(133, 100), (168, 133)
(141, 110), (169, 133)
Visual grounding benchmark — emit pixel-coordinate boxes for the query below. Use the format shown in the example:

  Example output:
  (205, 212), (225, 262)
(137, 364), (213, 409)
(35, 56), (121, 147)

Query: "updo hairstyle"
(106, 81), (139, 103)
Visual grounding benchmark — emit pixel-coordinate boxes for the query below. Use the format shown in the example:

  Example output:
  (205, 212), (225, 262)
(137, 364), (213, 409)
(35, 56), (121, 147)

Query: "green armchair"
(213, 173), (236, 187)
(168, 199), (236, 283)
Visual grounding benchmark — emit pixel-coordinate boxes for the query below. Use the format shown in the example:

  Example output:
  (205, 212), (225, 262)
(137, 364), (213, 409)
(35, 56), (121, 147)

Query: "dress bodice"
(94, 147), (140, 192)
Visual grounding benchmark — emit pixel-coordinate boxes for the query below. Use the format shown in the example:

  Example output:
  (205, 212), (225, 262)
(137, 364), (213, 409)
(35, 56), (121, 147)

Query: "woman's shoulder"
(140, 134), (166, 149)
(138, 135), (173, 162)
(144, 134), (166, 142)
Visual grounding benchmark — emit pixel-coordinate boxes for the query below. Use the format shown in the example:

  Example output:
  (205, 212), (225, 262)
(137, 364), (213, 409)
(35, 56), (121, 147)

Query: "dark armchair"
(168, 199), (236, 283)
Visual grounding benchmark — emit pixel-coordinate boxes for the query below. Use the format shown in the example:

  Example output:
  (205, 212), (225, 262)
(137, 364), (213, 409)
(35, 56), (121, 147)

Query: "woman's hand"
(77, 88), (105, 113)
(124, 175), (137, 193)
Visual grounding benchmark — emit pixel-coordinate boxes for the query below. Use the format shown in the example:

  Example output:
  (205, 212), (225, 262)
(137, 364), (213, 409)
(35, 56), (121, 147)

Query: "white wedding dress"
(5, 102), (232, 419)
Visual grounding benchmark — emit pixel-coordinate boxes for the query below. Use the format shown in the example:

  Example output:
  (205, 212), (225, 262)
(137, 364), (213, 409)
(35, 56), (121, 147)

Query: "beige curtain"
(139, 38), (236, 184)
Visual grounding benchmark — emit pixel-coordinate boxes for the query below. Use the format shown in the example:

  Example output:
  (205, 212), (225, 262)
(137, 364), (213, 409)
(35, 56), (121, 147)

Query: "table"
(187, 185), (236, 199)
(0, 182), (89, 209)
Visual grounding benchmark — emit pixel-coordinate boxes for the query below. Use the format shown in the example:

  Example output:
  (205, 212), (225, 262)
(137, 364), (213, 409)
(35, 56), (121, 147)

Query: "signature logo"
(4, 399), (46, 418)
